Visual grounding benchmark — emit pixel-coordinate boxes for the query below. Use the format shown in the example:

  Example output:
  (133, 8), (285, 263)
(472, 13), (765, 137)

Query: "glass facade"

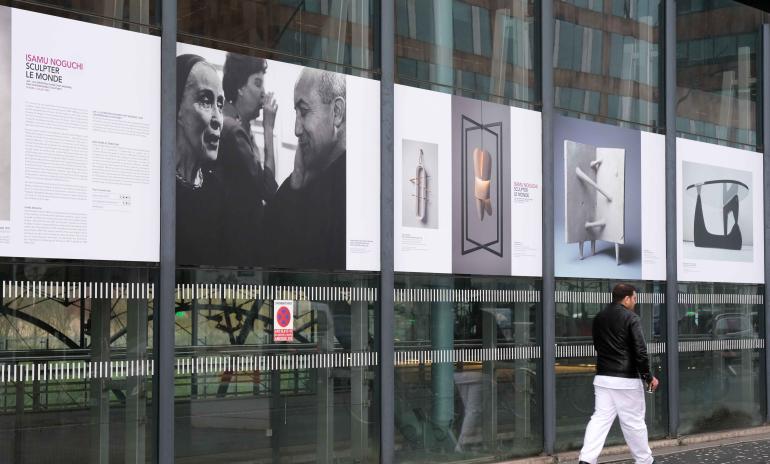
(173, 269), (379, 463)
(395, 0), (538, 107)
(393, 274), (543, 462)
(677, 282), (766, 434)
(676, 0), (768, 149)
(554, 279), (667, 451)
(0, 263), (156, 463)
(554, 0), (662, 129)
(0, 1), (769, 464)
(676, 0), (767, 149)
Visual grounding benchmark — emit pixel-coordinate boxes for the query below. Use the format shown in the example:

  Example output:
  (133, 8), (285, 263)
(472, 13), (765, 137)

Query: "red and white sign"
(273, 300), (294, 342)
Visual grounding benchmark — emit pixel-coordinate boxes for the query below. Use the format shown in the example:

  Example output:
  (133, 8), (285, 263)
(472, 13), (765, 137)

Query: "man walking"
(578, 283), (659, 464)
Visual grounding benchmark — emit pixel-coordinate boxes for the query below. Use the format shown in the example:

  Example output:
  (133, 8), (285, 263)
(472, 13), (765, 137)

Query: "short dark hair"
(222, 53), (268, 103)
(612, 283), (636, 303)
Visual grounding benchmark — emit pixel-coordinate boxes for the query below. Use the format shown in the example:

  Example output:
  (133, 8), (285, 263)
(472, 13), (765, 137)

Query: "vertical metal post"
(664, 0), (680, 439)
(540, 0), (556, 455)
(481, 306), (498, 449)
(157, 0), (176, 462)
(126, 274), (148, 464)
(316, 303), (334, 464)
(762, 23), (770, 424)
(90, 299), (110, 464)
(430, 301), (455, 446)
(350, 300), (370, 461)
(379, 0), (395, 462)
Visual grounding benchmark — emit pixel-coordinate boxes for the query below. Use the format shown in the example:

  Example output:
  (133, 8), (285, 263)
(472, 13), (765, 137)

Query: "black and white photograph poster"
(553, 116), (666, 281)
(394, 84), (542, 277)
(2, 6), (160, 261)
(677, 137), (764, 283)
(175, 43), (380, 271)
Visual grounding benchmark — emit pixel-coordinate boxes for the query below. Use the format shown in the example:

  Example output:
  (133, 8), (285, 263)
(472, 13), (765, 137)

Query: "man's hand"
(289, 144), (305, 190)
(263, 92), (277, 131)
(649, 376), (659, 391)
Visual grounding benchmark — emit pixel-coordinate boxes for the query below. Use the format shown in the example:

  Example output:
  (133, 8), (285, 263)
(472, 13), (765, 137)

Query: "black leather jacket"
(593, 302), (652, 382)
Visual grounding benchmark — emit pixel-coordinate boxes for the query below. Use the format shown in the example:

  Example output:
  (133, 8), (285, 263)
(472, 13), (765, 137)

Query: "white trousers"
(578, 385), (653, 464)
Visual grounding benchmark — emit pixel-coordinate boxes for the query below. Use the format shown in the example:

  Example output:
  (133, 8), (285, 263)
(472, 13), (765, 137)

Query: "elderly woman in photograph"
(175, 54), (225, 264)
(216, 52), (278, 264)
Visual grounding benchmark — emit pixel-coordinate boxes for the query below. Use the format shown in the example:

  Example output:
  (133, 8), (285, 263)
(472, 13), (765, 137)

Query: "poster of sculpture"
(677, 138), (764, 283)
(554, 116), (666, 280)
(394, 84), (542, 276)
(401, 139), (439, 230)
(394, 85), (453, 273)
(452, 95), (511, 275)
(0, 6), (160, 261)
(175, 43), (380, 271)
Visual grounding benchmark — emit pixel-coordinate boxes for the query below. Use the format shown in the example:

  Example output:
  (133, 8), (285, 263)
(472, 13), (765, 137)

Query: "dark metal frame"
(664, 0), (680, 439)
(540, 0), (557, 455)
(460, 116), (504, 257)
(157, 0), (176, 462)
(762, 23), (770, 425)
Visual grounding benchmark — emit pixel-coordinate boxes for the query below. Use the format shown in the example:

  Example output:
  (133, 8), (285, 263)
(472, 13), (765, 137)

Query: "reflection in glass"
(395, 0), (537, 106)
(394, 274), (542, 462)
(0, 264), (155, 463)
(676, 1), (768, 149)
(554, 0), (661, 129)
(178, 0), (377, 76)
(13, 0), (157, 30)
(554, 279), (667, 452)
(677, 282), (765, 435)
(174, 268), (379, 463)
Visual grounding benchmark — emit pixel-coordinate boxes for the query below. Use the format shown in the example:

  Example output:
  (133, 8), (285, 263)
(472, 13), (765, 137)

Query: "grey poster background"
(0, 7), (10, 220)
(682, 160), (753, 262)
(554, 115), (642, 279)
(451, 95), (511, 275)
(401, 139), (439, 229)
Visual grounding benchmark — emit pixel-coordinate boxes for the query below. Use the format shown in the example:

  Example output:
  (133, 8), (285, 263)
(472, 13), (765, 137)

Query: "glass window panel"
(0, 263), (156, 463)
(178, 0), (378, 76)
(396, 0), (538, 107)
(10, 0), (158, 29)
(554, 279), (668, 452)
(394, 274), (543, 462)
(677, 282), (766, 434)
(453, 1), (474, 54)
(555, 0), (661, 129)
(174, 269), (380, 463)
(676, 1), (768, 150)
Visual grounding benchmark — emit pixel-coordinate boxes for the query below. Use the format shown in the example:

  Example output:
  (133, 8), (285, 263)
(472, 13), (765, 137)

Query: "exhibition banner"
(677, 138), (764, 284)
(175, 43), (380, 271)
(554, 116), (666, 280)
(394, 85), (542, 276)
(1, 7), (160, 261)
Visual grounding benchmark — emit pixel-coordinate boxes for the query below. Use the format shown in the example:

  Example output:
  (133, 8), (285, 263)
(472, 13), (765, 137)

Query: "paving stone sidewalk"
(612, 439), (770, 464)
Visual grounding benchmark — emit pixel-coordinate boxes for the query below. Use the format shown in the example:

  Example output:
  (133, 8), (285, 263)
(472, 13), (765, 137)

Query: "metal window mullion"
(762, 23), (770, 425)
(664, 0), (680, 439)
(541, 0), (556, 455)
(157, 0), (176, 462)
(379, 0), (395, 462)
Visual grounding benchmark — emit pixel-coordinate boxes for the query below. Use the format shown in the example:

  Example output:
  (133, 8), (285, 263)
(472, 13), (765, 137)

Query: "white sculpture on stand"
(564, 140), (626, 265)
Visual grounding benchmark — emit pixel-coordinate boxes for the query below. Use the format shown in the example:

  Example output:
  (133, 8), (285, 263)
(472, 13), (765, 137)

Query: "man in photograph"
(578, 283), (659, 464)
(264, 68), (346, 270)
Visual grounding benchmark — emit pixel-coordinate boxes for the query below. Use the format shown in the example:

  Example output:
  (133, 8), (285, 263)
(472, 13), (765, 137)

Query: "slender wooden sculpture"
(473, 148), (492, 221)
